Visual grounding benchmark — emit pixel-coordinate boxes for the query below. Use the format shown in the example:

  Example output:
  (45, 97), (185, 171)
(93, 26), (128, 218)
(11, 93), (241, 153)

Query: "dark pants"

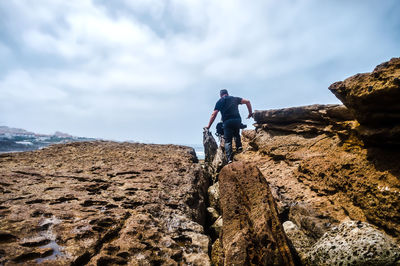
(223, 118), (242, 161)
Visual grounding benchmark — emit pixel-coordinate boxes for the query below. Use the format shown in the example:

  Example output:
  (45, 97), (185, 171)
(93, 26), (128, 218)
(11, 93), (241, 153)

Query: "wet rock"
(0, 141), (210, 265)
(218, 162), (299, 265)
(306, 221), (400, 265)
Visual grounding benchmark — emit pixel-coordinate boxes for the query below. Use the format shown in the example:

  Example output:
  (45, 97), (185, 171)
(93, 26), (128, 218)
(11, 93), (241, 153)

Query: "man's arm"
(241, 99), (253, 119)
(205, 110), (219, 129)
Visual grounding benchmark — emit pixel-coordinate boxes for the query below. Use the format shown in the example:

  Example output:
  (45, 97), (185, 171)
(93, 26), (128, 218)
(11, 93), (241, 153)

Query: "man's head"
(220, 89), (229, 97)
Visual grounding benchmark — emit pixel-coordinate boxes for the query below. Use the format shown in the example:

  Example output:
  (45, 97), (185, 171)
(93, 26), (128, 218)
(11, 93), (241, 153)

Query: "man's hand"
(247, 112), (253, 119)
(203, 126), (210, 131)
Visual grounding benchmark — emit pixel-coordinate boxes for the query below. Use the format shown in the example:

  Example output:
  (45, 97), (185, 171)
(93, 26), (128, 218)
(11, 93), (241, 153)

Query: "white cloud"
(0, 70), (67, 102)
(0, 42), (12, 59)
(0, 0), (399, 143)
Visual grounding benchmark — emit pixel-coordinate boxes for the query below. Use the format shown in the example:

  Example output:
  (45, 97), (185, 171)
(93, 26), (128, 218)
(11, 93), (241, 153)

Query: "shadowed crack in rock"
(71, 212), (131, 266)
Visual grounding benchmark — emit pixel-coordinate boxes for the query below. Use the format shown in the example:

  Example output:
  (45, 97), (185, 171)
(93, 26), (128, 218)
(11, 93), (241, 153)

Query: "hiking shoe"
(228, 160), (233, 164)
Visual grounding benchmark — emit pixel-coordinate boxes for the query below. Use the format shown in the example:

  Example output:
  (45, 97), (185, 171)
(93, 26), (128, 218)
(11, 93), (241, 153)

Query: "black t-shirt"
(214, 96), (242, 122)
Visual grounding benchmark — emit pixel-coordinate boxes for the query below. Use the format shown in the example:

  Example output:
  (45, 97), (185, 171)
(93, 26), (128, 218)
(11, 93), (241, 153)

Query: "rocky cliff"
(0, 141), (210, 265)
(205, 58), (400, 265)
(1, 58), (400, 265)
(329, 57), (400, 146)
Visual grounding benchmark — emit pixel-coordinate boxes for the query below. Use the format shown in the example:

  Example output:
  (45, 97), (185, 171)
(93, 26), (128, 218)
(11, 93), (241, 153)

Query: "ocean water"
(190, 144), (204, 160)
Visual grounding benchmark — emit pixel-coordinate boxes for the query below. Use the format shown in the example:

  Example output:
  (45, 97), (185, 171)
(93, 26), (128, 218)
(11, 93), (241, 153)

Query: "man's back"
(205, 89), (253, 163)
(214, 95), (242, 122)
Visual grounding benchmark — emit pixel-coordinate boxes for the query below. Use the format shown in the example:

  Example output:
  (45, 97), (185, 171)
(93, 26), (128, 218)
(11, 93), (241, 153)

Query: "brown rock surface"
(242, 103), (400, 239)
(238, 102), (400, 264)
(329, 57), (400, 145)
(201, 58), (400, 264)
(218, 162), (299, 265)
(329, 57), (400, 126)
(0, 141), (210, 265)
(253, 104), (354, 125)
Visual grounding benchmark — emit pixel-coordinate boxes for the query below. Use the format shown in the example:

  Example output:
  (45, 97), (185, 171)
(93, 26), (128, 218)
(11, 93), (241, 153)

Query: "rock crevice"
(203, 130), (300, 265)
(202, 58), (400, 265)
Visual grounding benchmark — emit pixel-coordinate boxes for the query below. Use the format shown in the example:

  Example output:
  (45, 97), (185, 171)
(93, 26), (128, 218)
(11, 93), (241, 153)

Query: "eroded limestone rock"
(241, 102), (400, 243)
(236, 58), (400, 265)
(0, 141), (210, 265)
(306, 221), (400, 265)
(283, 221), (313, 262)
(218, 162), (299, 265)
(329, 57), (400, 126)
(329, 57), (400, 145)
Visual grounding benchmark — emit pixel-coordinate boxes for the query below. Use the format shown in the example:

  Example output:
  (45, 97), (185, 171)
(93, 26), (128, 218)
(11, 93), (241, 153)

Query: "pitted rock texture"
(329, 57), (400, 126)
(218, 162), (299, 265)
(0, 141), (210, 265)
(306, 221), (400, 265)
(238, 101), (400, 264)
(283, 221), (313, 262)
(201, 58), (400, 265)
(241, 103), (400, 242)
(329, 57), (400, 145)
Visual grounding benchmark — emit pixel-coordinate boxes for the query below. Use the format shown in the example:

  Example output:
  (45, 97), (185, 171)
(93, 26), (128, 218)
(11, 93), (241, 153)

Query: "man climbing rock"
(204, 89), (253, 163)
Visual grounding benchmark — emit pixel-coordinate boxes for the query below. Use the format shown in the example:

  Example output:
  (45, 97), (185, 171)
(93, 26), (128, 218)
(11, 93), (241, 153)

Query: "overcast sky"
(0, 0), (399, 144)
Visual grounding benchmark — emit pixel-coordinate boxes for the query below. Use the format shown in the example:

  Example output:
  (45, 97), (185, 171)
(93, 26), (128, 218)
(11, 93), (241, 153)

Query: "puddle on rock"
(36, 240), (63, 263)
(35, 215), (65, 263)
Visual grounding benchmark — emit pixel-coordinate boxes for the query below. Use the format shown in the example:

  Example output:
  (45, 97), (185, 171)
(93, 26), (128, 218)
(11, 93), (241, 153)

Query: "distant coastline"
(0, 126), (95, 154)
(0, 126), (206, 160)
